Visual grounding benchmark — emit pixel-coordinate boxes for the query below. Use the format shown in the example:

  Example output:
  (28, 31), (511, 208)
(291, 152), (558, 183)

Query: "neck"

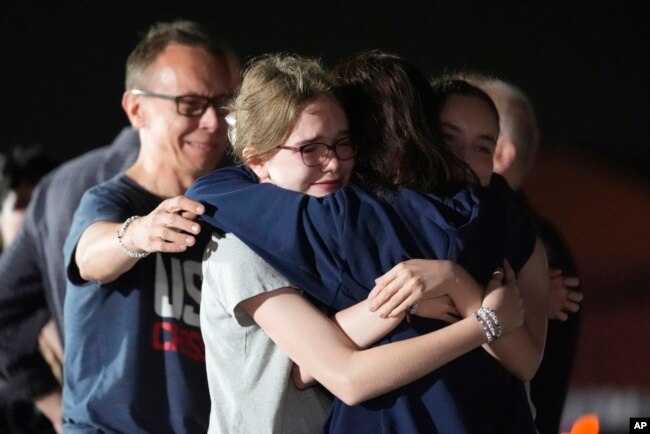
(125, 159), (198, 198)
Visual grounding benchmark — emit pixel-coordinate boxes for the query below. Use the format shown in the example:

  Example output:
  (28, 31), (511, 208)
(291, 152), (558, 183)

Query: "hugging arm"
(372, 244), (551, 382)
(188, 166), (476, 309)
(74, 195), (204, 284)
(480, 238), (549, 381)
(241, 286), (490, 405)
(241, 257), (524, 405)
(291, 260), (485, 389)
(290, 298), (405, 389)
(365, 254), (548, 382)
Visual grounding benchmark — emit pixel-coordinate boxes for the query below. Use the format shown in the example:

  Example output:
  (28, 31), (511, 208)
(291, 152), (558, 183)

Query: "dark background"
(1, 1), (647, 176)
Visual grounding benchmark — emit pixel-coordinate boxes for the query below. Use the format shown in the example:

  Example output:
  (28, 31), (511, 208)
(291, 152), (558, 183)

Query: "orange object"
(562, 413), (599, 434)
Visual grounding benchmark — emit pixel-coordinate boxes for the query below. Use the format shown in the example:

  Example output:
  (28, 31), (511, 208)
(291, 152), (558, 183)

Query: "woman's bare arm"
(479, 238), (549, 381)
(240, 279), (523, 406)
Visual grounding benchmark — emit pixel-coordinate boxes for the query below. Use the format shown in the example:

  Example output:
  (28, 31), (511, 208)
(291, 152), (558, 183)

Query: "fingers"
(486, 267), (504, 292)
(373, 281), (413, 317)
(411, 296), (460, 322)
(371, 268), (394, 292)
(163, 195), (205, 216)
(562, 275), (580, 288)
(445, 305), (463, 322)
(502, 260), (516, 283)
(368, 274), (399, 311)
(160, 212), (201, 236)
(383, 294), (416, 318)
(369, 261), (424, 315)
(563, 300), (581, 313)
(562, 290), (582, 313)
(549, 268), (563, 279)
(369, 269), (397, 300)
(369, 260), (415, 300)
(549, 288), (583, 320)
(447, 304), (460, 318)
(154, 227), (197, 249)
(554, 311), (569, 322)
(134, 196), (206, 254)
(566, 289), (584, 303)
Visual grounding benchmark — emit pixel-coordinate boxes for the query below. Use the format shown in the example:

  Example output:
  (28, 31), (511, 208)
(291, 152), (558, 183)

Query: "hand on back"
(124, 195), (205, 254)
(547, 268), (582, 321)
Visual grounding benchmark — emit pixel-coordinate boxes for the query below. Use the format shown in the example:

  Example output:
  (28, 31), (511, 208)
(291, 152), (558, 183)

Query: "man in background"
(0, 144), (58, 434)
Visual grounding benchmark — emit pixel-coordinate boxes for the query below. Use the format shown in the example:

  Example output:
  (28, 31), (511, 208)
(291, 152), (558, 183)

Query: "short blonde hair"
(229, 54), (336, 163)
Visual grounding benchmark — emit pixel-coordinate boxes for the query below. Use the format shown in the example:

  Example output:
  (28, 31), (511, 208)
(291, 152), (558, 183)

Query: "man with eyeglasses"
(60, 20), (236, 433)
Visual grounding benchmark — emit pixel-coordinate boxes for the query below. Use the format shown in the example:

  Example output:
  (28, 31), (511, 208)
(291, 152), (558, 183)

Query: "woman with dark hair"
(188, 52), (547, 433)
(333, 52), (473, 194)
(429, 77), (501, 186)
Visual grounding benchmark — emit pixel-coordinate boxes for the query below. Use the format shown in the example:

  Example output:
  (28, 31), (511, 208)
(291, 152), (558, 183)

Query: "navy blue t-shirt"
(63, 175), (210, 434)
(187, 165), (537, 434)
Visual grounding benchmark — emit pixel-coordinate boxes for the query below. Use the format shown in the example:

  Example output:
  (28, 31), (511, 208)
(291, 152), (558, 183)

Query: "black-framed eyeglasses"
(130, 89), (231, 117)
(277, 136), (356, 167)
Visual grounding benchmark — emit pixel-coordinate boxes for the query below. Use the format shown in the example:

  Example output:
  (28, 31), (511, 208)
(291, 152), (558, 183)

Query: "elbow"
(76, 254), (95, 282)
(77, 255), (101, 282)
(76, 253), (114, 284)
(326, 371), (373, 406)
(78, 266), (101, 283)
(515, 366), (536, 383)
(512, 357), (542, 383)
(333, 382), (364, 406)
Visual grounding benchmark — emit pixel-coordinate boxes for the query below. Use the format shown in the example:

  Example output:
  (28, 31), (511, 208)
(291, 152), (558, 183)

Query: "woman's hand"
(481, 262), (525, 336)
(413, 295), (461, 323)
(547, 268), (582, 321)
(368, 259), (457, 318)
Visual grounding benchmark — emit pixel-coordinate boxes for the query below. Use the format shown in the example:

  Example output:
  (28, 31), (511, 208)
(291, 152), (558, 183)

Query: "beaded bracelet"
(473, 306), (503, 343)
(406, 301), (420, 323)
(117, 216), (150, 259)
(473, 311), (495, 343)
(478, 306), (503, 339)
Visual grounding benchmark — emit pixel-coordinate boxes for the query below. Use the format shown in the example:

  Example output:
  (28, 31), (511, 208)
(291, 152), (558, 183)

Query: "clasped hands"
(367, 259), (525, 335)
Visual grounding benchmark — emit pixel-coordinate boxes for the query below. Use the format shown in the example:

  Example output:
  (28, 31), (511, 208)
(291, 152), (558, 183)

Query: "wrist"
(473, 306), (503, 343)
(117, 216), (150, 259)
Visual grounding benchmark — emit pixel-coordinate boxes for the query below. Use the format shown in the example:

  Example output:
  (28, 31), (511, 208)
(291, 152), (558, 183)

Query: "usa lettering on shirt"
(152, 253), (205, 361)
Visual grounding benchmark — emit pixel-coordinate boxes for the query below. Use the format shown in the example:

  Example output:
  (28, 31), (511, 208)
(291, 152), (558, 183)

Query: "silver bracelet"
(478, 306), (502, 339)
(473, 311), (494, 343)
(406, 301), (420, 323)
(117, 216), (150, 259)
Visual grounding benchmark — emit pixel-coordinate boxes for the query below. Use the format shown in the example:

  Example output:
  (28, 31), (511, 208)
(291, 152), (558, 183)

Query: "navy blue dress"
(187, 165), (537, 434)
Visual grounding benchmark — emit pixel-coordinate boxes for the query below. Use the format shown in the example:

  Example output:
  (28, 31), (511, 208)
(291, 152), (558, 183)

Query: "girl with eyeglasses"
(192, 53), (545, 434)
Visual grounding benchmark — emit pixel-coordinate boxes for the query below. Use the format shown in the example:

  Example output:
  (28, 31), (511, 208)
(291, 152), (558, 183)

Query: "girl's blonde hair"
(229, 54), (336, 163)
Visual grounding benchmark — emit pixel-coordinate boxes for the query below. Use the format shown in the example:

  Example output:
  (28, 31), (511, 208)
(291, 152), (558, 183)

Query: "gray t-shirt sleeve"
(201, 233), (331, 433)
(202, 233), (297, 327)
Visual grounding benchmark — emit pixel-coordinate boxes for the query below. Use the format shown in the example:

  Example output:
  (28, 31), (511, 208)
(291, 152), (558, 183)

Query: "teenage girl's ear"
(243, 146), (269, 180)
(493, 138), (517, 174)
(122, 91), (145, 130)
